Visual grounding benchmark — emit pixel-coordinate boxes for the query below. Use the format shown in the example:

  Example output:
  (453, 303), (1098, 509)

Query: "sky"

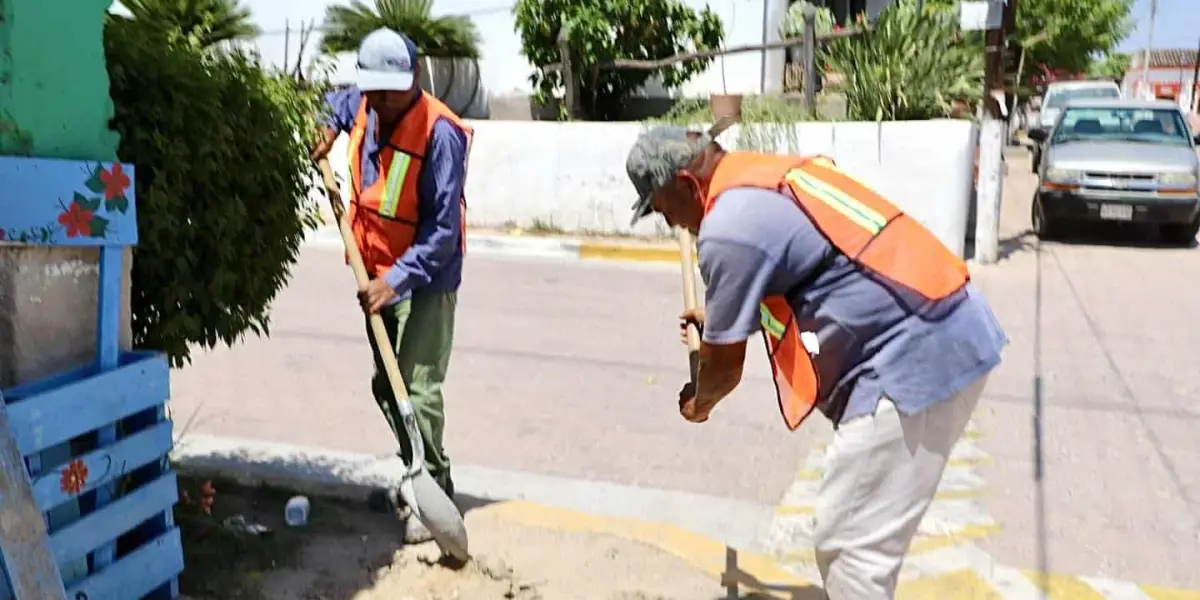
(232, 0), (1200, 57)
(1118, 0), (1200, 53)
(108, 0), (1200, 90)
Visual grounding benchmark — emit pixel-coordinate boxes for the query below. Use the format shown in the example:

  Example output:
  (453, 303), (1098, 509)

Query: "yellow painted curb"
(774, 487), (987, 516)
(578, 242), (692, 263)
(776, 524), (1001, 565)
(478, 500), (815, 598)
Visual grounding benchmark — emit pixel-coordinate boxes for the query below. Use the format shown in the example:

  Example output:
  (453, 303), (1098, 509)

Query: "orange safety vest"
(704, 151), (970, 431)
(346, 93), (474, 277)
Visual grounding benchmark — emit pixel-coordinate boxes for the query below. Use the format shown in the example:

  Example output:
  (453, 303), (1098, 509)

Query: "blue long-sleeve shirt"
(323, 86), (467, 301)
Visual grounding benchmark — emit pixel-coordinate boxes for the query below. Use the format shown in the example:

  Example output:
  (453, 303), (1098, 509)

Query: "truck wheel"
(1161, 218), (1200, 247)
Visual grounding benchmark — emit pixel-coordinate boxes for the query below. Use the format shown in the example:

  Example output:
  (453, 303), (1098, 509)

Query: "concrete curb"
(303, 226), (684, 264)
(169, 433), (811, 596)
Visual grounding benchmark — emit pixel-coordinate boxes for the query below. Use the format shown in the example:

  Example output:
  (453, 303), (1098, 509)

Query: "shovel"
(678, 116), (739, 381)
(317, 159), (469, 562)
(678, 227), (702, 383)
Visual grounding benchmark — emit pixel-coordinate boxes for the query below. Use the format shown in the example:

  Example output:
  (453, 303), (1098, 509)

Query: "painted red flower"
(833, 24), (842, 31)
(99, 163), (131, 200)
(57, 201), (93, 238)
(60, 459), (89, 496)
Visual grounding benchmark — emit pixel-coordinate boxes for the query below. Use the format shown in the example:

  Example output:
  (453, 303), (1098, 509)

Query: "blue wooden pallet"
(0, 156), (183, 599)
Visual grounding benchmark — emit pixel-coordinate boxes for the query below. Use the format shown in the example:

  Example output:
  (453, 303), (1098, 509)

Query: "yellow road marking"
(897, 569), (1005, 599)
(796, 456), (989, 481)
(481, 500), (811, 597)
(775, 524), (1000, 565)
(1141, 585), (1200, 600)
(775, 488), (985, 515)
(578, 243), (686, 263)
(1022, 570), (1109, 600)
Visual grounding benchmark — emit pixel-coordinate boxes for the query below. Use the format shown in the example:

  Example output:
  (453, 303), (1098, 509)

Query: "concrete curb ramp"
(763, 420), (1200, 600)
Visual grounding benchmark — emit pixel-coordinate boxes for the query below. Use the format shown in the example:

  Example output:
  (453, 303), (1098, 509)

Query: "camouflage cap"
(625, 125), (708, 226)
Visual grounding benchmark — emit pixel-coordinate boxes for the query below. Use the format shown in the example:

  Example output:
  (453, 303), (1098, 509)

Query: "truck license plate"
(1099, 204), (1133, 220)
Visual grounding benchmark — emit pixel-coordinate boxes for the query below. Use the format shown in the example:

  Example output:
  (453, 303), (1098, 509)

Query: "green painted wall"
(0, 0), (119, 159)
(0, 0), (131, 392)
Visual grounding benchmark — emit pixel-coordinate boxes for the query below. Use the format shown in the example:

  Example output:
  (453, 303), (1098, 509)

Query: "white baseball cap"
(356, 28), (419, 92)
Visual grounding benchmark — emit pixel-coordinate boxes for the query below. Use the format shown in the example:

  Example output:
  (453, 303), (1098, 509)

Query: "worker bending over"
(625, 126), (1008, 599)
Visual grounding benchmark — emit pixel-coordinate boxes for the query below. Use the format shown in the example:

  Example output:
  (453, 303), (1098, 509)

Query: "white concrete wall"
(319, 119), (977, 257)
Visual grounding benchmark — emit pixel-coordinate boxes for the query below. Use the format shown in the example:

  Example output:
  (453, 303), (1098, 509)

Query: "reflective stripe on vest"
(759, 304), (786, 339)
(379, 152), (415, 219)
(784, 168), (888, 235)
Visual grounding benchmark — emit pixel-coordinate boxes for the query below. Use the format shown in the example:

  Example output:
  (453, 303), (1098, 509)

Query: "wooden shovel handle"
(678, 228), (701, 384)
(317, 159), (411, 404)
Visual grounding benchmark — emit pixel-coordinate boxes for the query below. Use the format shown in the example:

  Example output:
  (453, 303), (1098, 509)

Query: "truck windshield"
(1050, 107), (1191, 146)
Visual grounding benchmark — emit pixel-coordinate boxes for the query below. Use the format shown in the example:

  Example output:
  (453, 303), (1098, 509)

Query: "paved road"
(169, 151), (1200, 594)
(168, 249), (826, 511)
(967, 151), (1200, 590)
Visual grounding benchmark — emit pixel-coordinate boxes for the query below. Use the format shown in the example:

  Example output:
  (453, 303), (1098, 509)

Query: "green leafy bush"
(514, 0), (725, 120)
(104, 17), (324, 366)
(823, 0), (983, 121)
(320, 0), (482, 59)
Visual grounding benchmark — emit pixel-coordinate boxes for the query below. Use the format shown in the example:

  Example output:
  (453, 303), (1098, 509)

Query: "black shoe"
(367, 486), (406, 513)
(402, 515), (435, 544)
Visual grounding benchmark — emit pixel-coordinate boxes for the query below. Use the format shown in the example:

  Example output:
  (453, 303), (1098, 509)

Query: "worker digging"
(626, 123), (1009, 599)
(311, 26), (471, 559)
(307, 22), (1008, 600)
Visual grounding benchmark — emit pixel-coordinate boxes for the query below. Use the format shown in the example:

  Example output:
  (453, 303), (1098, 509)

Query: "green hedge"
(104, 17), (325, 366)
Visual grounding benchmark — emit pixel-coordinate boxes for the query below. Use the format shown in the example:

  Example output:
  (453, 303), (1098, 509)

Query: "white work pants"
(813, 375), (988, 600)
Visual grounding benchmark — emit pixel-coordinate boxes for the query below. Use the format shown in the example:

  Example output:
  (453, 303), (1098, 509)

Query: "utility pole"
(974, 0), (1018, 265)
(759, 0), (770, 94)
(1140, 0), (1157, 98)
(1190, 36), (1200, 111)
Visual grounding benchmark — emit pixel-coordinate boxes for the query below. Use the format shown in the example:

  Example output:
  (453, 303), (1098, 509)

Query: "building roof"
(1129, 49), (1199, 70)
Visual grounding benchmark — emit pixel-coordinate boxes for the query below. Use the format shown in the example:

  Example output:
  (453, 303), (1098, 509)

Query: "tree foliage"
(320, 0), (482, 59)
(1087, 51), (1131, 82)
(514, 0), (725, 120)
(927, 0), (1133, 77)
(104, 17), (325, 366)
(1015, 0), (1133, 75)
(118, 0), (260, 48)
(824, 0), (983, 121)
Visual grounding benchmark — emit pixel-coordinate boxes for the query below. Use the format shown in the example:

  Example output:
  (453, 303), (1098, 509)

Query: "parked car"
(1027, 98), (1200, 245)
(1030, 80), (1122, 171)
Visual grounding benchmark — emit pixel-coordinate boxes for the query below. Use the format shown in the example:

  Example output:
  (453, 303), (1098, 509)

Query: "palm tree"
(320, 0), (481, 59)
(118, 0), (261, 48)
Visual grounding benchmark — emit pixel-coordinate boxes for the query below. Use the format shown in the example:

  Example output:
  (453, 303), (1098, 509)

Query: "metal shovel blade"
(399, 470), (469, 561)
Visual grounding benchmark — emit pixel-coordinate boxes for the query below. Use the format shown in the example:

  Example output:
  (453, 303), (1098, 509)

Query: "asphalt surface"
(168, 250), (824, 508)
(967, 151), (1200, 588)
(169, 148), (1200, 590)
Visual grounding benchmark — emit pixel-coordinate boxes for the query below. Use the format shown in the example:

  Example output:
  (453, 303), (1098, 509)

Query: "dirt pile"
(259, 504), (723, 600)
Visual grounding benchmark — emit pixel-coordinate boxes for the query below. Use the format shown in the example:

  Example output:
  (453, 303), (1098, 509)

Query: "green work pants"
(366, 289), (456, 495)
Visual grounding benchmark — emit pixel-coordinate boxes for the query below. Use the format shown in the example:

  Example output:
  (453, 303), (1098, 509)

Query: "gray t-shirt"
(698, 186), (1009, 424)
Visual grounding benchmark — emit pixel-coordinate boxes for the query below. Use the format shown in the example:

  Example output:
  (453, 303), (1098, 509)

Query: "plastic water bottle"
(284, 496), (310, 527)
